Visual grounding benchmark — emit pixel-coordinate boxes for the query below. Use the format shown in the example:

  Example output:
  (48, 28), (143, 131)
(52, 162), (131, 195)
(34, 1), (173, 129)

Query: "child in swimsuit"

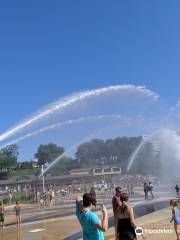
(0, 202), (5, 227)
(15, 201), (21, 224)
(170, 199), (180, 240)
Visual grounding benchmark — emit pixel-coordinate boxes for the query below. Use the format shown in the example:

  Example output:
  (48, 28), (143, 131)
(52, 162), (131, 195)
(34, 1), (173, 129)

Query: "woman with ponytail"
(115, 192), (137, 240)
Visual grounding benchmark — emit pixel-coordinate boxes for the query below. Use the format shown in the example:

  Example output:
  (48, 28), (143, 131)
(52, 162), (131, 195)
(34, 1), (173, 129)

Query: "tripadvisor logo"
(135, 227), (144, 236)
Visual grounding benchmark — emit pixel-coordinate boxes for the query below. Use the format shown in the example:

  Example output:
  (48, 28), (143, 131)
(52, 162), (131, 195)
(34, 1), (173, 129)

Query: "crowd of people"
(37, 189), (56, 207)
(76, 186), (180, 240)
(76, 186), (139, 240)
(0, 180), (180, 240)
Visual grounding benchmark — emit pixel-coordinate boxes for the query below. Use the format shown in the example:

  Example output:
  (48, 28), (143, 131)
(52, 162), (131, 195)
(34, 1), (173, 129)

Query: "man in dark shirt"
(175, 184), (180, 197)
(112, 187), (123, 215)
(112, 186), (123, 239)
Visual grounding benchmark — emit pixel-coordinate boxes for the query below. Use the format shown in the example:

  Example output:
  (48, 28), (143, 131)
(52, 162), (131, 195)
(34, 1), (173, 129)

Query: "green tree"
(75, 136), (143, 172)
(19, 161), (33, 169)
(0, 144), (18, 169)
(0, 144), (18, 179)
(35, 143), (65, 166)
(1, 144), (19, 158)
(75, 139), (105, 166)
(49, 156), (79, 175)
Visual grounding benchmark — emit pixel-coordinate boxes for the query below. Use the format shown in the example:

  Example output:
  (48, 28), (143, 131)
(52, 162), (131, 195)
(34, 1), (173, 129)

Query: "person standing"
(0, 202), (5, 227)
(8, 193), (13, 204)
(90, 187), (96, 200)
(14, 201), (21, 224)
(130, 184), (134, 196)
(112, 187), (123, 239)
(51, 189), (55, 205)
(170, 199), (180, 240)
(37, 191), (40, 203)
(148, 182), (154, 199)
(49, 190), (53, 206)
(143, 183), (148, 200)
(115, 192), (137, 240)
(112, 187), (123, 215)
(175, 185), (180, 197)
(76, 193), (108, 240)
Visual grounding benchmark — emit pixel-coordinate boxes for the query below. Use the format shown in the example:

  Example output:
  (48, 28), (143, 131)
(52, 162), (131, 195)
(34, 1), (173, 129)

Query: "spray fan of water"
(1, 84), (180, 175)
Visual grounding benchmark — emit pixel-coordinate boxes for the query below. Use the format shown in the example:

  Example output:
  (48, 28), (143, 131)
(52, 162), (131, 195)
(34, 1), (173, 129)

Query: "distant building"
(31, 160), (39, 168)
(92, 166), (121, 176)
(69, 165), (121, 176)
(69, 168), (90, 175)
(16, 160), (39, 169)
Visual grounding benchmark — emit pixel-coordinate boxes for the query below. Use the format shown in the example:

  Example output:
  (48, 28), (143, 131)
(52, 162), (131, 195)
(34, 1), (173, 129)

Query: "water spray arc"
(0, 114), (126, 151)
(0, 85), (159, 142)
(127, 131), (161, 172)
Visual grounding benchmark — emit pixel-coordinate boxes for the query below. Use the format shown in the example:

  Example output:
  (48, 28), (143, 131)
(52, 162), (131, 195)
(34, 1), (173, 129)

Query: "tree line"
(0, 136), (162, 179)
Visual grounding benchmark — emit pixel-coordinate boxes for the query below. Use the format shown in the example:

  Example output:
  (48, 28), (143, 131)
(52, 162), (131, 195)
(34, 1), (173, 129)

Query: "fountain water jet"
(127, 131), (161, 172)
(0, 114), (122, 150)
(0, 114), (132, 151)
(39, 120), (122, 177)
(127, 128), (180, 177)
(0, 85), (159, 143)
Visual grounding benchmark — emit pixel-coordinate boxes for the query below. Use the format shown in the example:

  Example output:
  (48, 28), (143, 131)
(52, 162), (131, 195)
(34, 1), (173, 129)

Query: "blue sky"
(0, 0), (180, 133)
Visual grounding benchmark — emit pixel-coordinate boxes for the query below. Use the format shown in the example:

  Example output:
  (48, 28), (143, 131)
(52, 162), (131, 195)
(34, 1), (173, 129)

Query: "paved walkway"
(0, 207), (175, 240)
(3, 195), (144, 226)
(0, 193), (174, 240)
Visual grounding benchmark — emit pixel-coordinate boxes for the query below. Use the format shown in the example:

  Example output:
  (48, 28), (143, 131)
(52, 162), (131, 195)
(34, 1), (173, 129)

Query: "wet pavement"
(0, 193), (173, 240)
(0, 218), (81, 240)
(0, 205), (173, 240)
